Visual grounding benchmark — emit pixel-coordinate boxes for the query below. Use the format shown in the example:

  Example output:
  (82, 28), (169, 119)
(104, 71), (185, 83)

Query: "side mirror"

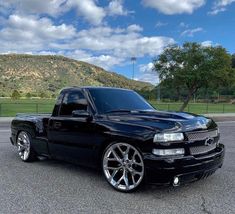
(72, 110), (92, 121)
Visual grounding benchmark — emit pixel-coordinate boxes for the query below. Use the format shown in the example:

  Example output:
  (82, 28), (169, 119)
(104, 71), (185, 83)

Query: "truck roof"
(61, 86), (133, 92)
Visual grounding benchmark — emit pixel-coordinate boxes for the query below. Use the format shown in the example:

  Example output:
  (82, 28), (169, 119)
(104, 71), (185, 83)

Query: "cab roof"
(61, 86), (133, 92)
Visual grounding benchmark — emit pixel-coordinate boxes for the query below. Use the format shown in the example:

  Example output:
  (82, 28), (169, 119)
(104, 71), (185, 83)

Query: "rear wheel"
(102, 142), (144, 192)
(16, 131), (37, 162)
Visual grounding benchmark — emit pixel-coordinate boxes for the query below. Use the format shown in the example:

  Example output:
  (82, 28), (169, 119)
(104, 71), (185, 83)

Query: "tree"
(26, 92), (31, 99)
(232, 54), (235, 68)
(153, 42), (234, 111)
(11, 90), (20, 100)
(39, 92), (46, 98)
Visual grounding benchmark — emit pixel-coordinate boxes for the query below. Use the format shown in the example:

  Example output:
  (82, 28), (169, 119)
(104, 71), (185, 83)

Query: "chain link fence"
(0, 103), (54, 117)
(0, 102), (235, 117)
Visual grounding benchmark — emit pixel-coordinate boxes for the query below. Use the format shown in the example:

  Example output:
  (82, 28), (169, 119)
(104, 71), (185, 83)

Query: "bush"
(11, 90), (20, 100)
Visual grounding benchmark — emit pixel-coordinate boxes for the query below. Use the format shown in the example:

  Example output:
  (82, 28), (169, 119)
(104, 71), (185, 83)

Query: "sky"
(0, 0), (235, 85)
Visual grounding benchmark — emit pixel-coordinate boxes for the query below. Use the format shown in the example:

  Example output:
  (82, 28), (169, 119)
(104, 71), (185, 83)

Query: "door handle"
(53, 121), (62, 129)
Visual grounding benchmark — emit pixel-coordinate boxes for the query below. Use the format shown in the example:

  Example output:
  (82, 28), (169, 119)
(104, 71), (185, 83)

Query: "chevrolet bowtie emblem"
(205, 137), (214, 146)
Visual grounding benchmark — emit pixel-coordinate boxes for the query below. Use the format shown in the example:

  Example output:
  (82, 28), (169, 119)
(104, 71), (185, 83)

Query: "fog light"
(152, 148), (185, 156)
(173, 176), (180, 186)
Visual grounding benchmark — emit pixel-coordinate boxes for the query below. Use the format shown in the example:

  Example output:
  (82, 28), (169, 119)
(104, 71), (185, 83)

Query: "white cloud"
(209, 0), (235, 15)
(0, 12), (174, 72)
(81, 55), (124, 69)
(181, 27), (203, 37)
(107, 0), (129, 16)
(127, 24), (143, 32)
(0, 0), (66, 17)
(142, 0), (205, 15)
(62, 25), (174, 69)
(155, 21), (168, 28)
(139, 62), (154, 72)
(0, 14), (76, 52)
(0, 0), (132, 25)
(0, 0), (105, 25)
(136, 63), (158, 84)
(201, 40), (213, 47)
(179, 22), (189, 28)
(66, 0), (105, 25)
(68, 25), (174, 59)
(201, 40), (220, 47)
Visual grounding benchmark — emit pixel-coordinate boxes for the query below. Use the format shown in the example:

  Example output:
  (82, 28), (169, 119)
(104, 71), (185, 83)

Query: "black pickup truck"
(10, 86), (224, 192)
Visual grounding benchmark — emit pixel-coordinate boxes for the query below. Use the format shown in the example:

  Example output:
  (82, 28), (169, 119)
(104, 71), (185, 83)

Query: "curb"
(0, 117), (14, 123)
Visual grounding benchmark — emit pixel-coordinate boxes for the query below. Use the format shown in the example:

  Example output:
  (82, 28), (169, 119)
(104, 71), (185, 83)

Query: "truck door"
(48, 89), (96, 166)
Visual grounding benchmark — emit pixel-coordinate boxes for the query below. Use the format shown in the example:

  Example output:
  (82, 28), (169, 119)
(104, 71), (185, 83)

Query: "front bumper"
(144, 144), (225, 185)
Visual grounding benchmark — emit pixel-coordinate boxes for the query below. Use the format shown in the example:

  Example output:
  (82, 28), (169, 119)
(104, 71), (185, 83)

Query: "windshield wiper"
(105, 109), (132, 114)
(105, 109), (155, 114)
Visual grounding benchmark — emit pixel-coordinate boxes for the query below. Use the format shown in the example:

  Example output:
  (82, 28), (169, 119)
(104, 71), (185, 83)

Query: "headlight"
(152, 148), (185, 156)
(153, 133), (184, 142)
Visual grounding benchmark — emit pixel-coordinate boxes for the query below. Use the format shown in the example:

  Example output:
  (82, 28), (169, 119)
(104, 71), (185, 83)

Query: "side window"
(52, 92), (64, 116)
(59, 91), (87, 116)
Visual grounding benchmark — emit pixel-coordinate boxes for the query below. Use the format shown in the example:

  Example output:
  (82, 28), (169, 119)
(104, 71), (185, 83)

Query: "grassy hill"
(0, 54), (153, 97)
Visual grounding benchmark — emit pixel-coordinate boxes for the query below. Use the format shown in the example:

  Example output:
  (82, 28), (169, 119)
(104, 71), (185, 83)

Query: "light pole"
(131, 57), (136, 80)
(157, 82), (161, 102)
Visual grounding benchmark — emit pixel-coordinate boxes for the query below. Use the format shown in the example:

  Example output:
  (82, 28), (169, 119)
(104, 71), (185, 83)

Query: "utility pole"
(131, 57), (136, 80)
(157, 83), (161, 102)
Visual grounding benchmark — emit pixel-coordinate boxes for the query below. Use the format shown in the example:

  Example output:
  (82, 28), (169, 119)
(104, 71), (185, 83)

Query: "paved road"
(0, 122), (234, 214)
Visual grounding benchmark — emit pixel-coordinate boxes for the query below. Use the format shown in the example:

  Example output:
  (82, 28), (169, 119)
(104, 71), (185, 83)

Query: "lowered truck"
(10, 86), (224, 192)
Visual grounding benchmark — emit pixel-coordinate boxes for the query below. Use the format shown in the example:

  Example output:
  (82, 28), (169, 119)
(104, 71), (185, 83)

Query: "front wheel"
(102, 142), (145, 192)
(16, 131), (37, 162)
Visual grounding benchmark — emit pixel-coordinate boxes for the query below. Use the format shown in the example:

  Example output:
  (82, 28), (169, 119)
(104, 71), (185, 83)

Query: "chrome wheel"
(103, 143), (144, 192)
(17, 132), (31, 161)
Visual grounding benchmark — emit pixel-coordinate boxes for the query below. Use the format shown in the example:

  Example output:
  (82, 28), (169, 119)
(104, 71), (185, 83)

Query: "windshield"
(88, 88), (155, 114)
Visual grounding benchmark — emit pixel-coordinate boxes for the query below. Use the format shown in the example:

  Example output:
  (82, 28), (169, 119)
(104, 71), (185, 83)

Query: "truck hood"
(107, 110), (216, 132)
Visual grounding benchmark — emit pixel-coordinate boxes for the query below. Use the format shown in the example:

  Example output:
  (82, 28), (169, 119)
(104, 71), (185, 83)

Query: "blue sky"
(0, 0), (235, 85)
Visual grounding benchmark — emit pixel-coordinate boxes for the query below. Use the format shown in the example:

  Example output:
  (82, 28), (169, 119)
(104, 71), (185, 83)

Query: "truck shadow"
(34, 156), (212, 195)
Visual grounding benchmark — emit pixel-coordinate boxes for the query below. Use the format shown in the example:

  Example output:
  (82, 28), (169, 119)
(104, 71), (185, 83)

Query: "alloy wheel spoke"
(111, 148), (122, 163)
(117, 145), (125, 157)
(18, 146), (25, 152)
(104, 166), (121, 170)
(110, 168), (120, 180)
(131, 174), (136, 185)
(116, 173), (124, 186)
(133, 170), (142, 176)
(123, 170), (129, 188)
(133, 160), (142, 166)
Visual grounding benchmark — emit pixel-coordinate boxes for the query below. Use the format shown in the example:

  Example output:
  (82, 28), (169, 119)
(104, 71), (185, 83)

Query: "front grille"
(189, 144), (216, 155)
(186, 130), (218, 141)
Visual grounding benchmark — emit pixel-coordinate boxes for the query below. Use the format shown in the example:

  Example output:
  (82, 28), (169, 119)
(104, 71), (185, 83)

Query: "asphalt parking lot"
(0, 121), (234, 214)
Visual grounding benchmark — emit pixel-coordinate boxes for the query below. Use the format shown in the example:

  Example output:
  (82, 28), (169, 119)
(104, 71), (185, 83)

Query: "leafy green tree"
(26, 92), (31, 99)
(153, 42), (234, 111)
(11, 90), (20, 100)
(232, 54), (235, 68)
(39, 92), (46, 98)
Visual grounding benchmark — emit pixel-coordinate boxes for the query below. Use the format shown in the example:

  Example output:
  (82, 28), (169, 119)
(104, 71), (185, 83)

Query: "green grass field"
(149, 101), (235, 114)
(0, 98), (235, 116)
(0, 99), (56, 116)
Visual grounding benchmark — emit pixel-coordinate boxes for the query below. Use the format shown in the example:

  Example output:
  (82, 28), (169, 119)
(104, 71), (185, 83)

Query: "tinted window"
(60, 91), (87, 116)
(88, 88), (154, 114)
(52, 92), (64, 116)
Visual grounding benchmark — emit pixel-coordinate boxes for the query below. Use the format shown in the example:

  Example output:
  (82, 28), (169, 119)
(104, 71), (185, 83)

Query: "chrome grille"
(186, 130), (218, 141)
(190, 144), (216, 155)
